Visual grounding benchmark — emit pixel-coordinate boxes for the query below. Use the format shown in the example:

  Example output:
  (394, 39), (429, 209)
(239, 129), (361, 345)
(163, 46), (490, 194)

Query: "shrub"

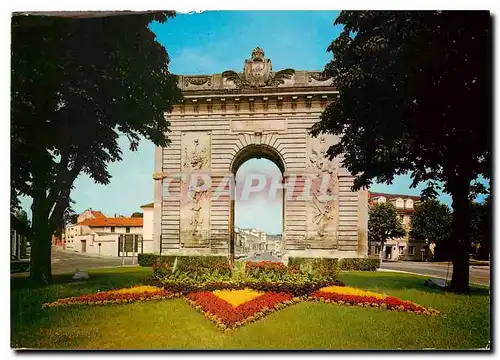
(148, 255), (233, 292)
(244, 278), (344, 296)
(146, 257), (344, 296)
(147, 276), (345, 296)
(138, 253), (159, 267)
(288, 257), (340, 279)
(245, 261), (288, 281)
(339, 257), (380, 271)
(140, 254), (229, 269)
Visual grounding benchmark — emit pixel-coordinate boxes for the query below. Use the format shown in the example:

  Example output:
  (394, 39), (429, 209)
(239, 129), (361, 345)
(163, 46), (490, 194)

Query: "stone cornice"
(181, 88), (338, 99)
(178, 74), (335, 93)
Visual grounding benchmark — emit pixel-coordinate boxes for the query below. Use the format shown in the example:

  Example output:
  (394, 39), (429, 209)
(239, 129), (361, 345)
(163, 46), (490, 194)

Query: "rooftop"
(90, 210), (106, 219)
(368, 192), (421, 201)
(79, 217), (143, 227)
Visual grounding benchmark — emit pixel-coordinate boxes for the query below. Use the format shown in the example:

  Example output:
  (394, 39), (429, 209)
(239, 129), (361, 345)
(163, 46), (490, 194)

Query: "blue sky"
(19, 11), (487, 233)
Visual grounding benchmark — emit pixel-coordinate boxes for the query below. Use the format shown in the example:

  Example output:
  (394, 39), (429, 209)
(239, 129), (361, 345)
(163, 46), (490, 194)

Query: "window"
(374, 245), (381, 255)
(126, 227), (130, 234)
(405, 199), (414, 209)
(111, 227), (115, 233)
(395, 198), (404, 208)
(399, 246), (404, 254)
(409, 246), (415, 255)
(120, 235), (139, 253)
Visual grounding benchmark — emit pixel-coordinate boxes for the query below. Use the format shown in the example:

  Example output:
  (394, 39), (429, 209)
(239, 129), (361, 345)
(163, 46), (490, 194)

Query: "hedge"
(139, 254), (380, 272)
(288, 257), (380, 272)
(138, 254), (228, 270)
(287, 257), (340, 278)
(147, 277), (345, 296)
(338, 257), (380, 271)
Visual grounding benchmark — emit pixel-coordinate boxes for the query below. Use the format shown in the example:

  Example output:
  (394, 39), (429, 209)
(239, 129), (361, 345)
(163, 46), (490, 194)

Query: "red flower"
(43, 289), (174, 307)
(310, 291), (437, 315)
(187, 291), (294, 328)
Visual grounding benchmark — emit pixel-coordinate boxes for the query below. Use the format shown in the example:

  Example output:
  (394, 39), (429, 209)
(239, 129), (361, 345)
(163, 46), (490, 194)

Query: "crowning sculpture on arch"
(152, 47), (368, 261)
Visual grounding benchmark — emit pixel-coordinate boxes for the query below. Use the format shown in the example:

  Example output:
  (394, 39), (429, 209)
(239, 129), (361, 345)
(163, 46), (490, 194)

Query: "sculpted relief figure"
(307, 135), (338, 241)
(183, 139), (208, 171)
(189, 191), (205, 239)
(309, 136), (334, 174)
(180, 133), (211, 245)
(312, 198), (335, 237)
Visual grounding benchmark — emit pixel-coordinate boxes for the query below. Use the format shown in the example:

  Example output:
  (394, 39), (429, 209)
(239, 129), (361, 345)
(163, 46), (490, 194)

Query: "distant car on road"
(11, 255), (30, 273)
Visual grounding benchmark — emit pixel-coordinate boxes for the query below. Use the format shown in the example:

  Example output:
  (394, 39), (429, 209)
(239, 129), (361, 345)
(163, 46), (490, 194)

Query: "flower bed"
(147, 258), (345, 296)
(150, 277), (345, 296)
(309, 286), (440, 315)
(42, 286), (179, 308)
(186, 289), (300, 330)
(245, 261), (288, 279)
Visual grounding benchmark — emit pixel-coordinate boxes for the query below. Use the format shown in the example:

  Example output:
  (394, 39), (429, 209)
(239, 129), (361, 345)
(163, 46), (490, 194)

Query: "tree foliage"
(312, 11), (490, 292)
(11, 12), (182, 285)
(470, 196), (490, 260)
(11, 209), (32, 237)
(131, 212), (143, 218)
(368, 203), (406, 259)
(410, 200), (452, 244)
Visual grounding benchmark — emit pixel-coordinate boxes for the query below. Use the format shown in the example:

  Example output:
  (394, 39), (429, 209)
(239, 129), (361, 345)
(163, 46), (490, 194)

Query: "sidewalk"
(378, 268), (489, 287)
(53, 246), (138, 260)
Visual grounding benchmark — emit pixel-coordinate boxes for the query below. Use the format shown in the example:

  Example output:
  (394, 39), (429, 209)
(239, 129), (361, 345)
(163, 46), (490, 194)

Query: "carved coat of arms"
(222, 47), (295, 88)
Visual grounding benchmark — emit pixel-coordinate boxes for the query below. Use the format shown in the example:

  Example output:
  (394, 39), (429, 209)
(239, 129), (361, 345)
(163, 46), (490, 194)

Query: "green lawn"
(11, 267), (490, 350)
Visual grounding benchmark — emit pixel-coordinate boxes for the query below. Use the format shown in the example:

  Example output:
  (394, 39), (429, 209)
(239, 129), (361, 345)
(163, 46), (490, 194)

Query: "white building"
(368, 192), (425, 261)
(140, 203), (155, 253)
(234, 227), (273, 254)
(64, 205), (154, 257)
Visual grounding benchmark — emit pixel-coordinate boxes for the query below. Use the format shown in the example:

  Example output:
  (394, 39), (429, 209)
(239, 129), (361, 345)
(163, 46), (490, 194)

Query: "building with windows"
(368, 192), (426, 261)
(64, 205), (154, 257)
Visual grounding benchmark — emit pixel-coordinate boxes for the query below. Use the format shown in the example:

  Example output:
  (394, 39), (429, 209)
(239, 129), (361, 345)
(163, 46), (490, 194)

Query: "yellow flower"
(212, 288), (264, 307)
(319, 285), (387, 299)
(108, 285), (162, 295)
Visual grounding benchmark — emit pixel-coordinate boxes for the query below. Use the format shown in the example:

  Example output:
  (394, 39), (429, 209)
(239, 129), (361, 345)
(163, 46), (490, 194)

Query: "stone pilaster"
(153, 145), (163, 254)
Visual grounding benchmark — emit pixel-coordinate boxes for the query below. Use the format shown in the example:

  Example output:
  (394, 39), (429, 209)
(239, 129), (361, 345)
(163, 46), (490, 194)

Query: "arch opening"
(230, 144), (286, 264)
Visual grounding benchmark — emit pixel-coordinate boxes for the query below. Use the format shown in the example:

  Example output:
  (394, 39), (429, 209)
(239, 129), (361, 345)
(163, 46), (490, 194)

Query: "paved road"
(15, 249), (491, 287)
(51, 248), (136, 274)
(380, 261), (490, 286)
(238, 252), (282, 263)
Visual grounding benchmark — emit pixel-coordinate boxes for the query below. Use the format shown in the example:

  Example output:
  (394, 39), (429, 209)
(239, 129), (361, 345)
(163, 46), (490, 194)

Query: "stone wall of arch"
(153, 108), (368, 258)
(151, 48), (368, 259)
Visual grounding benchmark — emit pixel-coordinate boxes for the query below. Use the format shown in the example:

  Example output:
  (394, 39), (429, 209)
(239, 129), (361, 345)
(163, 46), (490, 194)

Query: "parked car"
(11, 255), (30, 273)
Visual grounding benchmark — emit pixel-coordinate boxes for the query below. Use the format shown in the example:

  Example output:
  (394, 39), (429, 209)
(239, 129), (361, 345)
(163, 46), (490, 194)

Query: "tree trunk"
(30, 228), (52, 285)
(449, 176), (471, 293)
(30, 194), (53, 286)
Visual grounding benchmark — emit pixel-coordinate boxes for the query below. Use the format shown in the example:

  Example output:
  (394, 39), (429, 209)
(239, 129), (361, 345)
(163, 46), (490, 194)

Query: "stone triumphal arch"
(152, 47), (368, 260)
